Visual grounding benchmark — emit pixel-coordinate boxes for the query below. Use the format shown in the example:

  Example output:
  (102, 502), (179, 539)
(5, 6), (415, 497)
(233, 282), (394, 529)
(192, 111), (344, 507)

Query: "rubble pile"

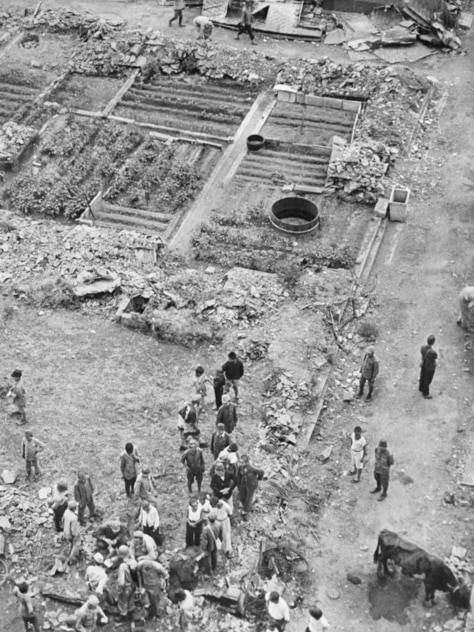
(72, 30), (147, 75)
(262, 371), (312, 446)
(326, 139), (396, 203)
(0, 122), (37, 162)
(27, 9), (125, 37)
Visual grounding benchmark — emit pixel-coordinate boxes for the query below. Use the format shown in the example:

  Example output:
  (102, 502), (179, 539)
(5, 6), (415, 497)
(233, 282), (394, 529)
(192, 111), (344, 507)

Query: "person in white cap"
(85, 553), (108, 595)
(357, 345), (379, 402)
(74, 594), (108, 632)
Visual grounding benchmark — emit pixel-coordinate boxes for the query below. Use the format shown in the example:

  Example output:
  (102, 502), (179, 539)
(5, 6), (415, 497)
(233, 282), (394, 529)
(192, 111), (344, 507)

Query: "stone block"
(342, 100), (361, 113)
(374, 198), (389, 218)
(305, 95), (324, 107)
(296, 92), (305, 104)
(323, 97), (343, 109)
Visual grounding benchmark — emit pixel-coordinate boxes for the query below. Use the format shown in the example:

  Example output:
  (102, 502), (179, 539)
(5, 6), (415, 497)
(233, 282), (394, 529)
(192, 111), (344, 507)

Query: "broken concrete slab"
(1, 470), (17, 484)
(325, 28), (346, 45)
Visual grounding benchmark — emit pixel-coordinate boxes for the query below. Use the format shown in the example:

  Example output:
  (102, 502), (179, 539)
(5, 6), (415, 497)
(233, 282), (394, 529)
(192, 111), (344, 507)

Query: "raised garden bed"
(114, 76), (255, 138)
(49, 73), (126, 112)
(0, 69), (45, 125)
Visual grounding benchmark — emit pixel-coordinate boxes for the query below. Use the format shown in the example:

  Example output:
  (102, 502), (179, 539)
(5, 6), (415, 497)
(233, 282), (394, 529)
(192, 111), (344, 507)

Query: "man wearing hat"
(85, 553), (109, 595)
(64, 500), (82, 565)
(74, 594), (108, 631)
(8, 369), (27, 424)
(216, 394), (238, 434)
(357, 345), (379, 402)
(130, 530), (158, 562)
(134, 467), (157, 505)
(371, 440), (394, 501)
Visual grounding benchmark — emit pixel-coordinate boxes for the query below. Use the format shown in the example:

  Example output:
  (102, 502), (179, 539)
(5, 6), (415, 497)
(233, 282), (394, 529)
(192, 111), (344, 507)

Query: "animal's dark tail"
(373, 535), (381, 563)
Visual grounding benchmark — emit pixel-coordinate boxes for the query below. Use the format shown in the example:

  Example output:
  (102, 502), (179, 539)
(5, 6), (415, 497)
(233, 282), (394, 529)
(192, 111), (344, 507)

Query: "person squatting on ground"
(210, 496), (233, 557)
(13, 580), (40, 632)
(371, 439), (394, 501)
(181, 440), (205, 493)
(120, 442), (140, 499)
(216, 394), (238, 434)
(63, 500), (82, 565)
(265, 591), (290, 632)
(94, 518), (129, 558)
(210, 423), (231, 460)
(85, 552), (109, 597)
(222, 351), (245, 400)
(8, 369), (27, 424)
(357, 345), (379, 401)
(235, 1), (257, 44)
(137, 558), (169, 620)
(419, 334), (438, 399)
(169, 0), (185, 26)
(197, 515), (219, 575)
(185, 496), (204, 547)
(306, 606), (330, 632)
(21, 430), (45, 482)
(237, 455), (264, 517)
(193, 15), (213, 39)
(349, 426), (368, 483)
(138, 500), (162, 546)
(50, 481), (69, 532)
(130, 529), (158, 561)
(73, 595), (108, 632)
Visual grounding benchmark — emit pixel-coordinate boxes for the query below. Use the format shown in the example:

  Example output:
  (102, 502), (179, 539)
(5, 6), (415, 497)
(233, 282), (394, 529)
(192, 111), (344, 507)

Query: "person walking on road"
(235, 1), (257, 45)
(370, 439), (394, 501)
(419, 334), (438, 399)
(357, 345), (379, 402)
(169, 0), (185, 27)
(349, 426), (368, 483)
(222, 351), (245, 401)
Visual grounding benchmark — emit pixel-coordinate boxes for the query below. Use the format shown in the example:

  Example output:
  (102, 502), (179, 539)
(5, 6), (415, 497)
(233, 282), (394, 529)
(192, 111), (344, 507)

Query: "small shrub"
(357, 319), (379, 341)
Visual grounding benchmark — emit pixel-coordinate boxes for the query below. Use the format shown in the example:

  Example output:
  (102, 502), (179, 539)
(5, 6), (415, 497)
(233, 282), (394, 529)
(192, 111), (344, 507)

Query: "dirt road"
(309, 30), (474, 632)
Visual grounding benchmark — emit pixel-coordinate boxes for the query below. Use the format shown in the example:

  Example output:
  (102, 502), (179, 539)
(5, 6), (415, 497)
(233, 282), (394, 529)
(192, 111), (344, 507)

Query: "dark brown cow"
(374, 529), (470, 607)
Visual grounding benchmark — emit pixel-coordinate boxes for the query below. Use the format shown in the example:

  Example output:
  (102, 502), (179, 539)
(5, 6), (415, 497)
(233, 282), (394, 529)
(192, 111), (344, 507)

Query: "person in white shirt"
(175, 588), (195, 632)
(85, 552), (109, 595)
(306, 606), (330, 631)
(265, 591), (290, 631)
(138, 500), (161, 545)
(349, 426), (368, 483)
(130, 530), (158, 561)
(193, 15), (213, 40)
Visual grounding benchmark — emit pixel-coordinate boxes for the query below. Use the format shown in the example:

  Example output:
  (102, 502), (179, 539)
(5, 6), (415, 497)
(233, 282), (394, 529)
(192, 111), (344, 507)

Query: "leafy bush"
(356, 319), (379, 341)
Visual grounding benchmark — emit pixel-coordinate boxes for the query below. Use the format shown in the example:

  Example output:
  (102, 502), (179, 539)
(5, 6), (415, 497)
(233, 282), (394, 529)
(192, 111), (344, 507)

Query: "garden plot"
(114, 76), (255, 139)
(2, 114), (220, 235)
(263, 101), (357, 146)
(49, 73), (125, 112)
(193, 180), (371, 274)
(0, 69), (44, 125)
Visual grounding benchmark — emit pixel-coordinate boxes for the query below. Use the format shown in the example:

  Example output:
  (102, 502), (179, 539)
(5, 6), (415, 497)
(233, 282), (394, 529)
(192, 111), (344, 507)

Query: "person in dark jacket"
(222, 352), (244, 401)
(236, 455), (264, 517)
(357, 345), (379, 402)
(181, 440), (205, 494)
(370, 439), (394, 501)
(196, 516), (219, 575)
(216, 395), (237, 434)
(419, 335), (438, 399)
(210, 423), (231, 460)
(234, 0), (257, 45)
(210, 462), (235, 508)
(120, 442), (140, 499)
(213, 369), (226, 410)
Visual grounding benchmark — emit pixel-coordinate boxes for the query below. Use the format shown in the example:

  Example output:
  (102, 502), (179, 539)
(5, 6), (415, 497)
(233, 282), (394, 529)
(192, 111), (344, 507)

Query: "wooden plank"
(108, 115), (232, 143)
(102, 68), (140, 117)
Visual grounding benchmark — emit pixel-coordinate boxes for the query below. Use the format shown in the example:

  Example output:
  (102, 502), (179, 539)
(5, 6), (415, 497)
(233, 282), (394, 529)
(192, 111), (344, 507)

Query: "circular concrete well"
(270, 197), (320, 234)
(246, 134), (265, 151)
